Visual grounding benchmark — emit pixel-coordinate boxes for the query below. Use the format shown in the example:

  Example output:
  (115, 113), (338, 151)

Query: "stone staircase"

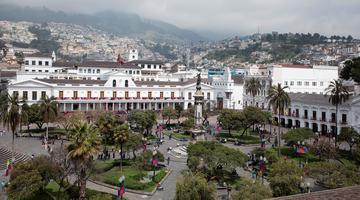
(0, 146), (30, 170)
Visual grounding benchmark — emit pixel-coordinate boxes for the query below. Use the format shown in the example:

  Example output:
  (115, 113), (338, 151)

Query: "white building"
(276, 93), (360, 135)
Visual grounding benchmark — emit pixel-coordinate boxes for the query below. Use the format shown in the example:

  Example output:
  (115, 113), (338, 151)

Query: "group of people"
(97, 149), (121, 160)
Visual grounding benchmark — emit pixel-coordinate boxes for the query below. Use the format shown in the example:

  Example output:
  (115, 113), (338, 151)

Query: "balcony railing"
(54, 97), (185, 101)
(329, 119), (336, 123)
(341, 121), (348, 125)
(303, 116), (308, 119)
(311, 117), (317, 120)
(320, 118), (327, 122)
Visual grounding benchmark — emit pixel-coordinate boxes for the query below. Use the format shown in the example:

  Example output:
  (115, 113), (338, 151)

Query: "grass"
(21, 127), (67, 135)
(92, 160), (168, 192)
(164, 131), (191, 140)
(217, 131), (261, 144)
(275, 146), (320, 163)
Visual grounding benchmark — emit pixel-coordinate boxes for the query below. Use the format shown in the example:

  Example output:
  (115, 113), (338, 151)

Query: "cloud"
(2, 0), (360, 38)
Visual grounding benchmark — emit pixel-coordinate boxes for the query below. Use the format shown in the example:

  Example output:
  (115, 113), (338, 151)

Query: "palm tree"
(19, 102), (30, 132)
(267, 83), (291, 155)
(40, 95), (58, 143)
(114, 124), (130, 172)
(67, 122), (101, 199)
(325, 79), (350, 145)
(2, 93), (21, 160)
(245, 77), (262, 106)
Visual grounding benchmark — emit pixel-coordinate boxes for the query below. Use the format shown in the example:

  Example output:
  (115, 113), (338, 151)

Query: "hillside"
(0, 4), (205, 43)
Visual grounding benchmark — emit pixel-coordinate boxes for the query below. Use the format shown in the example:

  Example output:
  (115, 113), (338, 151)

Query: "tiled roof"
(232, 75), (245, 84)
(275, 64), (312, 69)
(289, 93), (352, 107)
(52, 61), (77, 68)
(0, 70), (17, 78)
(271, 185), (360, 200)
(128, 60), (164, 65)
(35, 78), (107, 85)
(77, 61), (141, 69)
(134, 78), (210, 87)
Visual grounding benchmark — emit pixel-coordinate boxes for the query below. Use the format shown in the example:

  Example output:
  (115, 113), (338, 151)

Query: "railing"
(329, 119), (336, 123)
(311, 117), (317, 120)
(303, 116), (308, 119)
(54, 97), (185, 101)
(341, 121), (347, 125)
(320, 118), (327, 122)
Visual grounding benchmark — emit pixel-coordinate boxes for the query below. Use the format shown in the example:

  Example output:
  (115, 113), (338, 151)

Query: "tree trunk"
(120, 143), (123, 172)
(335, 104), (338, 147)
(278, 107), (281, 156)
(11, 129), (15, 161)
(46, 122), (49, 142)
(79, 169), (87, 199)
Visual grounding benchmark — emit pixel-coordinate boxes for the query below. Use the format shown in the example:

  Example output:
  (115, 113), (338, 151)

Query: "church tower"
(128, 49), (138, 61)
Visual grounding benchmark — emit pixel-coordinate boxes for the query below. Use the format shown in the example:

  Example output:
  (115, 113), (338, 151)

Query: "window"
(148, 92), (152, 98)
(160, 92), (163, 98)
(147, 64), (150, 69)
(141, 64), (144, 68)
(73, 91), (78, 98)
(312, 82), (317, 86)
(87, 69), (91, 73)
(45, 70), (48, 72)
(312, 111), (317, 120)
(171, 92), (175, 98)
(25, 60), (29, 65)
(41, 91), (46, 99)
(159, 65), (162, 69)
(305, 81), (309, 86)
(297, 81), (302, 86)
(290, 81), (294, 86)
(129, 71), (132, 75)
(137, 71), (140, 74)
(38, 61), (43, 65)
(125, 80), (128, 87)
(112, 80), (116, 87)
(320, 82), (324, 86)
(284, 81), (288, 86)
(137, 92), (140, 98)
(207, 92), (211, 100)
(23, 91), (28, 100)
(188, 92), (192, 100)
(79, 69), (83, 73)
(97, 69), (100, 74)
(100, 91), (104, 98)
(87, 91), (91, 98)
(45, 61), (49, 66)
(59, 91), (64, 98)
(32, 91), (37, 100)
(32, 61), (36, 65)
(113, 91), (117, 98)
(13, 91), (19, 97)
(39, 70), (42, 72)
(125, 91), (129, 98)
(32, 70), (36, 72)
(342, 114), (347, 123)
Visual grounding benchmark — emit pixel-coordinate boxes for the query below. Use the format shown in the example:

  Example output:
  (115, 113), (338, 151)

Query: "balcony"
(303, 116), (308, 119)
(54, 97), (185, 102)
(341, 121), (348, 125)
(329, 119), (336, 123)
(311, 117), (317, 120)
(320, 118), (327, 122)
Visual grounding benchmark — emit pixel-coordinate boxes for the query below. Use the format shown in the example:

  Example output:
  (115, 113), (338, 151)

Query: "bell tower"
(128, 49), (138, 61)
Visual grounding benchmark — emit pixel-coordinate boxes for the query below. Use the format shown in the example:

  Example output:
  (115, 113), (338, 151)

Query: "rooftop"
(36, 78), (107, 85)
(289, 93), (352, 107)
(271, 185), (360, 200)
(0, 70), (17, 78)
(128, 60), (164, 65)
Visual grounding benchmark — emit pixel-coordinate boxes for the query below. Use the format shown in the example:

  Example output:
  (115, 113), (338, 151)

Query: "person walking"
(167, 156), (170, 166)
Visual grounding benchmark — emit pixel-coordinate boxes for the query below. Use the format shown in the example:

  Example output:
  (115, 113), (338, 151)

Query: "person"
(167, 156), (170, 165)
(31, 154), (34, 159)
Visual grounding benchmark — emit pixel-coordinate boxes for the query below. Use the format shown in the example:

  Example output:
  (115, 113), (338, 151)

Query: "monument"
(193, 73), (204, 127)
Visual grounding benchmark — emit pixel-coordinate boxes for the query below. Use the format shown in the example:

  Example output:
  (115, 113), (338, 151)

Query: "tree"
(95, 112), (117, 145)
(20, 102), (30, 131)
(240, 106), (267, 136)
(125, 132), (143, 159)
(175, 103), (184, 125)
(325, 79), (350, 145)
(162, 106), (176, 125)
(267, 83), (291, 155)
(233, 178), (272, 200)
(268, 159), (302, 197)
(128, 110), (156, 135)
(113, 124), (130, 171)
(341, 57), (360, 84)
(175, 172), (216, 200)
(182, 117), (195, 131)
(339, 127), (359, 152)
(187, 141), (247, 181)
(7, 162), (46, 199)
(245, 77), (262, 106)
(28, 104), (44, 129)
(282, 128), (315, 146)
(58, 112), (85, 135)
(2, 93), (21, 160)
(40, 95), (58, 142)
(67, 122), (101, 199)
(311, 137), (337, 159)
(7, 155), (62, 200)
(217, 109), (242, 135)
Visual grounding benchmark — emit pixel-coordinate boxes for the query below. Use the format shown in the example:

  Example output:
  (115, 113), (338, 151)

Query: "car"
(234, 140), (242, 145)
(220, 138), (227, 143)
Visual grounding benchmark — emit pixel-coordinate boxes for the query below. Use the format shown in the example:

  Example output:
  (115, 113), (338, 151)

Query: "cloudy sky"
(2, 0), (360, 39)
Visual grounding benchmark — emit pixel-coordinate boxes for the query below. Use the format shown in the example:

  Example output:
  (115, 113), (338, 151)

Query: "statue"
(196, 73), (201, 91)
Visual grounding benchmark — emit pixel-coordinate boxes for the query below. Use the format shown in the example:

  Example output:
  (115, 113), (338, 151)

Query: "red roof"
(276, 64), (312, 69)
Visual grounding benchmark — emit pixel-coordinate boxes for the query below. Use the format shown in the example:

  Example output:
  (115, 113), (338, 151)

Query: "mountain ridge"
(0, 4), (206, 43)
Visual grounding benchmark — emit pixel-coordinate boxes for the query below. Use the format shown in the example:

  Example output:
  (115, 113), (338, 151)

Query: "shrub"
(282, 128), (314, 146)
(233, 178), (272, 200)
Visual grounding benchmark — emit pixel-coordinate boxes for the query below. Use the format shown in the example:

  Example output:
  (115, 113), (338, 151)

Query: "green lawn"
(164, 131), (191, 140)
(92, 160), (168, 192)
(21, 127), (67, 135)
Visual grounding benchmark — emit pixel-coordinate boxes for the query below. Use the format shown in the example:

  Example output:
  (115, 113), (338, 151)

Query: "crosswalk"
(0, 146), (30, 170)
